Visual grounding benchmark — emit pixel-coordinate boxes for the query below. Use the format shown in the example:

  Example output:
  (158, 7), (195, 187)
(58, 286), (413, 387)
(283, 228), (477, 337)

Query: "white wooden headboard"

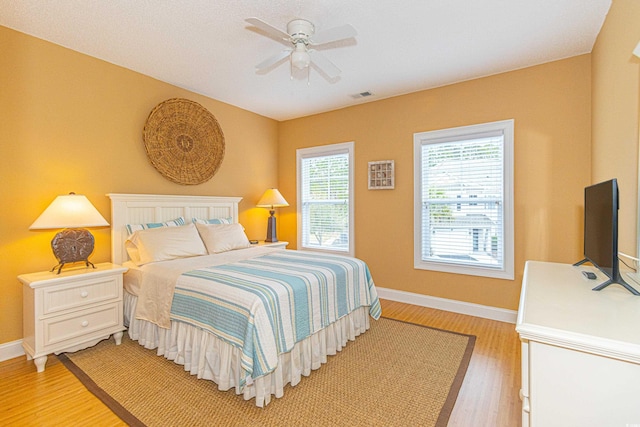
(108, 193), (242, 265)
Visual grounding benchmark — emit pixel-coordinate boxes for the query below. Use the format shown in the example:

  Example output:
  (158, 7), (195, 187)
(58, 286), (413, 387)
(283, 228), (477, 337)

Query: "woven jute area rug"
(59, 317), (475, 427)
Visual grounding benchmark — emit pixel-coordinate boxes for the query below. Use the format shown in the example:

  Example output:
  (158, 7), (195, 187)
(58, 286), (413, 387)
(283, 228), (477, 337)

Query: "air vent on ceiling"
(350, 91), (374, 99)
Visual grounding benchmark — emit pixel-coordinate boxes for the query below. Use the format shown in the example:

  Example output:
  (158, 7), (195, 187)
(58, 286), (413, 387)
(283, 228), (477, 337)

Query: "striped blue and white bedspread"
(169, 250), (381, 384)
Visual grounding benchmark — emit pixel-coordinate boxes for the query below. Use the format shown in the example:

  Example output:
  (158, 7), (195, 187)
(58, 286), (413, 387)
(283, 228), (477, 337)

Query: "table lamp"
(30, 193), (109, 274)
(256, 188), (289, 242)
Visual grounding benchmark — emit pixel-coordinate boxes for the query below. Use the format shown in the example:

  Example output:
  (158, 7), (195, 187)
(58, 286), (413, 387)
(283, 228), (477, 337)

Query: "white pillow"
(195, 222), (251, 254)
(126, 223), (207, 265)
(124, 240), (143, 265)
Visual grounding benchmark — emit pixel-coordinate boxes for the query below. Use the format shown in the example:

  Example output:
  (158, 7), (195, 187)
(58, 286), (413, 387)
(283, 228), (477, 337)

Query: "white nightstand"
(18, 262), (127, 372)
(256, 241), (288, 249)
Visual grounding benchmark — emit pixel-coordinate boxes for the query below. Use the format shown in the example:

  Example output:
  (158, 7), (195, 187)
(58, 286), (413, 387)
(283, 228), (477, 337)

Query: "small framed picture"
(368, 160), (395, 190)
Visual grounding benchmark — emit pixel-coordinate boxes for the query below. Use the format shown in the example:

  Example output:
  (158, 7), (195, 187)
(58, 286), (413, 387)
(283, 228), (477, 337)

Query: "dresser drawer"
(41, 275), (121, 315)
(42, 302), (121, 348)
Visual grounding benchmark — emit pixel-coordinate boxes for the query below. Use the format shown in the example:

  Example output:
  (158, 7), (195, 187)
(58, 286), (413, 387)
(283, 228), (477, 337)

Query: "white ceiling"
(0, 0), (611, 121)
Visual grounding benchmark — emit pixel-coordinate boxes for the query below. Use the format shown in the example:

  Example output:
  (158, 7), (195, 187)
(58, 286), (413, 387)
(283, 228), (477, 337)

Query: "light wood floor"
(0, 299), (521, 426)
(382, 300), (522, 427)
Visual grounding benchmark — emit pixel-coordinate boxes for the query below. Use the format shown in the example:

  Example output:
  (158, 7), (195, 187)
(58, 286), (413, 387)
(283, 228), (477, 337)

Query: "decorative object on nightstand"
(368, 160), (394, 190)
(256, 188), (289, 242)
(18, 263), (127, 373)
(30, 193), (109, 274)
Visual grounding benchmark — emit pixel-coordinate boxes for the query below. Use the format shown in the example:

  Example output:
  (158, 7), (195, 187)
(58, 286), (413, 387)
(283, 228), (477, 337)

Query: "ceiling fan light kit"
(245, 17), (356, 81)
(291, 44), (311, 70)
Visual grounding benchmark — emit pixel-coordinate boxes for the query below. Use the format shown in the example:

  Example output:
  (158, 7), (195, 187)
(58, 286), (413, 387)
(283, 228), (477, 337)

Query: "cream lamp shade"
(30, 193), (109, 274)
(256, 188), (289, 209)
(30, 193), (109, 229)
(256, 188), (289, 242)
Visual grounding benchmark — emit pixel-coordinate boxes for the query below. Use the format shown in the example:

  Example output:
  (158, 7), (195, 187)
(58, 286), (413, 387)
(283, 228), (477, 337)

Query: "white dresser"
(19, 263), (127, 372)
(516, 261), (640, 427)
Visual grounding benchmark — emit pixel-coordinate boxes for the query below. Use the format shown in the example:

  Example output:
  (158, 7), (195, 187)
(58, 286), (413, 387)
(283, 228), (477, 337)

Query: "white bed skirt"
(123, 290), (371, 407)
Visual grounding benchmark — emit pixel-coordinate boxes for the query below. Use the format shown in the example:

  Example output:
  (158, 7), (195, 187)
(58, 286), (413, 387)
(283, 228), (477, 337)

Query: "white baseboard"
(376, 287), (517, 324)
(0, 339), (25, 362)
(0, 291), (515, 362)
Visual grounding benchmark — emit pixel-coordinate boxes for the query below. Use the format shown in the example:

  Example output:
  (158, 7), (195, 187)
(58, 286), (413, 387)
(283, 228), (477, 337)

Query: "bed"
(108, 193), (381, 407)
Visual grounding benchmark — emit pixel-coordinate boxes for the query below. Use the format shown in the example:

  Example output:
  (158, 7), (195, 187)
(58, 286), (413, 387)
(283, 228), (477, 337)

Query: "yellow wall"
(278, 55), (592, 311)
(591, 0), (640, 256)
(0, 26), (279, 344)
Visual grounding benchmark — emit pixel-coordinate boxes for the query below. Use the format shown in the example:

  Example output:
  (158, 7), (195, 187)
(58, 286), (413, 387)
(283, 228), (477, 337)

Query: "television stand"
(592, 277), (640, 295)
(573, 258), (640, 295)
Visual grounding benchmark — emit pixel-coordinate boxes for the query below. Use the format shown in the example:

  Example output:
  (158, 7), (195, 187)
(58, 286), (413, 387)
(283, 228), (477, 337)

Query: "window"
(413, 120), (514, 279)
(297, 142), (354, 256)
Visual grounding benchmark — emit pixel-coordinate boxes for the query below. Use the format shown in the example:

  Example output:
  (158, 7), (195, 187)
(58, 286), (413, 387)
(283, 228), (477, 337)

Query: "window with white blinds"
(413, 120), (514, 279)
(297, 142), (354, 256)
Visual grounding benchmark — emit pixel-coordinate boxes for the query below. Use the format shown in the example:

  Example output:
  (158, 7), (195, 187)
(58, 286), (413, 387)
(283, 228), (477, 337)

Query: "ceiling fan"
(245, 17), (357, 80)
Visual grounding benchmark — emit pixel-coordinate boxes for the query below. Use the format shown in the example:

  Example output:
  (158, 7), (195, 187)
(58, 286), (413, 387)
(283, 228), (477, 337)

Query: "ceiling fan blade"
(245, 17), (291, 42)
(255, 49), (292, 71)
(308, 50), (341, 79)
(310, 24), (357, 45)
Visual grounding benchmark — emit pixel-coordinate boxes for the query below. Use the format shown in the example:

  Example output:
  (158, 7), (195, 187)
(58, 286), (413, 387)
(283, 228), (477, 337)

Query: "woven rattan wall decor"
(143, 98), (225, 185)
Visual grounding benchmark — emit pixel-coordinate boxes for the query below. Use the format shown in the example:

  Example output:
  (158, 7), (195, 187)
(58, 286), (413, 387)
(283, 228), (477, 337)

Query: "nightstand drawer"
(43, 303), (121, 347)
(42, 276), (121, 315)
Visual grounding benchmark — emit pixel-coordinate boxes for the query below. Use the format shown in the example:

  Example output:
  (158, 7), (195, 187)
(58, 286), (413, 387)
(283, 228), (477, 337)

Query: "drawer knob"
(80, 291), (89, 298)
(81, 320), (89, 327)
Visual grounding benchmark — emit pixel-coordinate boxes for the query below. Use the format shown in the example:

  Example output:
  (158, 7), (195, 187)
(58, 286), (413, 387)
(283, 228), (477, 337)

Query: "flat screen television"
(574, 178), (639, 295)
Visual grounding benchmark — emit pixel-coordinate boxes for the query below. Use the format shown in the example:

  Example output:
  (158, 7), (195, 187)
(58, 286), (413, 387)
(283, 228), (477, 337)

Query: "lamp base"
(265, 211), (278, 243)
(50, 228), (97, 274)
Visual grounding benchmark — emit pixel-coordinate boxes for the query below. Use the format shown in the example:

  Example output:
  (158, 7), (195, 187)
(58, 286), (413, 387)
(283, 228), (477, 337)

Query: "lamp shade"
(30, 193), (109, 229)
(256, 189), (289, 209)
